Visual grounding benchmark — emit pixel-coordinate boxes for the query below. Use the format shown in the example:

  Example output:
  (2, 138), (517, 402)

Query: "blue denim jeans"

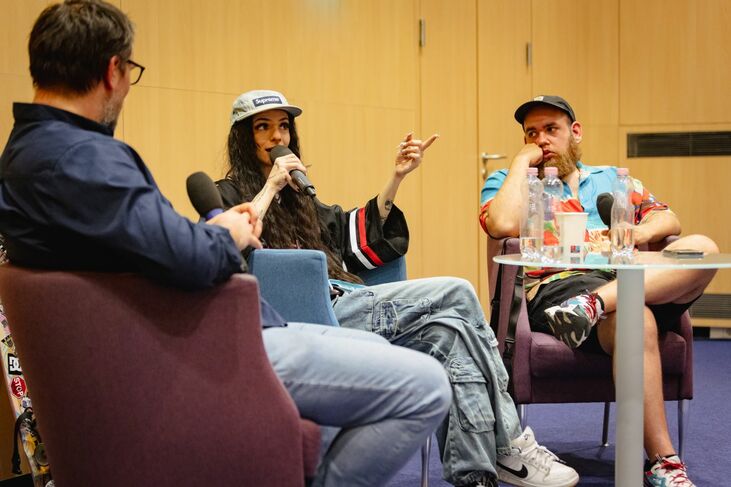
(333, 277), (522, 486)
(263, 322), (451, 487)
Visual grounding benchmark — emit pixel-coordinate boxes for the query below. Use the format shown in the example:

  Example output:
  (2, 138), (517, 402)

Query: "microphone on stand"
(597, 192), (614, 228)
(269, 145), (317, 197)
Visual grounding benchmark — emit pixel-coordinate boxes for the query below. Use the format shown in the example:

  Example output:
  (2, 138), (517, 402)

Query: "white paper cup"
(556, 212), (588, 260)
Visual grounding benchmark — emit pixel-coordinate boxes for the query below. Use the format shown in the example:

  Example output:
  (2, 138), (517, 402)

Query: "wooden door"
(418, 0), (479, 284)
(476, 0), (533, 311)
(532, 0), (620, 166)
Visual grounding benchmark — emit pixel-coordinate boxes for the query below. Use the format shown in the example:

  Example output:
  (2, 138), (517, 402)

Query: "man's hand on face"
(515, 143), (544, 167)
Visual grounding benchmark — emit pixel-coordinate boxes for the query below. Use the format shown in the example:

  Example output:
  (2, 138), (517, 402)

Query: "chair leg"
(678, 400), (690, 460)
(420, 435), (431, 487)
(602, 401), (610, 447)
(518, 404), (527, 430)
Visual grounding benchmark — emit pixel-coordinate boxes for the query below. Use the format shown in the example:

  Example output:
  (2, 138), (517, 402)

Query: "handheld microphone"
(269, 145), (316, 197)
(597, 192), (614, 228)
(186, 172), (224, 221)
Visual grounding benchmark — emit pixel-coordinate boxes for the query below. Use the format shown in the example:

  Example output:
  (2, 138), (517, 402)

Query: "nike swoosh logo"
(497, 462), (529, 479)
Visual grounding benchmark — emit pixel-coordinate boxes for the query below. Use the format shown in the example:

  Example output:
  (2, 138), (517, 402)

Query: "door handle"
(480, 153), (507, 181)
(481, 153), (507, 161)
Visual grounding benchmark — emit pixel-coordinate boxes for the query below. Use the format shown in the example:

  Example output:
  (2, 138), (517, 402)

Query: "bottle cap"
(544, 166), (558, 177)
(617, 167), (629, 176)
(526, 167), (538, 175)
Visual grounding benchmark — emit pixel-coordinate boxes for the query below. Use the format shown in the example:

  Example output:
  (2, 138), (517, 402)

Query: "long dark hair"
(225, 115), (362, 283)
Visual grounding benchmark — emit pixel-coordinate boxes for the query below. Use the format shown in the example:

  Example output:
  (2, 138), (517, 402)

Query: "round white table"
(493, 251), (731, 486)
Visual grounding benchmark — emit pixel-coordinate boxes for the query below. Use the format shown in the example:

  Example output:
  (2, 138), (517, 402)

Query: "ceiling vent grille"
(690, 293), (731, 319)
(627, 131), (731, 158)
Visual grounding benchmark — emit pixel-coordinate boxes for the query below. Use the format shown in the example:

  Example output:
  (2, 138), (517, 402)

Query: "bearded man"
(479, 96), (718, 487)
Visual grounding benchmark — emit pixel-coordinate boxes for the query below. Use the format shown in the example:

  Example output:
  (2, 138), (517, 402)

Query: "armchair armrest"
(248, 251), (407, 325)
(643, 235), (679, 252)
(487, 238), (532, 335)
(487, 237), (534, 396)
(357, 256), (406, 285)
(248, 249), (339, 326)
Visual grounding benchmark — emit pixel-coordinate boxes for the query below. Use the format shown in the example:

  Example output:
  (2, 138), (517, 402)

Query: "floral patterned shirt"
(480, 162), (670, 299)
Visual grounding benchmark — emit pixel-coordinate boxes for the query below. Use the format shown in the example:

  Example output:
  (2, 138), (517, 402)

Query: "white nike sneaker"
(496, 427), (579, 487)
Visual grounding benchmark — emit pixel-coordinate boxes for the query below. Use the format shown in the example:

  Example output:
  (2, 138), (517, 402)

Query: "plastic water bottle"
(542, 166), (562, 261)
(610, 167), (635, 257)
(520, 167), (544, 261)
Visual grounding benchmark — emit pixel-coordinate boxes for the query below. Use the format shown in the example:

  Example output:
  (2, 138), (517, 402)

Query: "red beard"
(539, 136), (582, 179)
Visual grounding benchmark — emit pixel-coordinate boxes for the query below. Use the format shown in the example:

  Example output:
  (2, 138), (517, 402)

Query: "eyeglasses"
(126, 59), (145, 85)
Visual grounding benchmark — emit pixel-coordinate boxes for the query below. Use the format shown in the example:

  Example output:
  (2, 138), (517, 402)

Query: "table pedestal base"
(615, 268), (645, 485)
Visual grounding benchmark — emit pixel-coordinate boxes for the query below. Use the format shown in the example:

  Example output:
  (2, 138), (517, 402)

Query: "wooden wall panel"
(419, 0), (478, 284)
(478, 0), (532, 167)
(124, 0), (417, 110)
(619, 123), (731, 294)
(0, 75), (33, 149)
(0, 1), (49, 146)
(477, 0), (532, 310)
(299, 104), (420, 208)
(0, 1), (54, 76)
(120, 0), (421, 229)
(532, 0), (620, 166)
(122, 87), (234, 217)
(620, 0), (731, 125)
(297, 102), (424, 275)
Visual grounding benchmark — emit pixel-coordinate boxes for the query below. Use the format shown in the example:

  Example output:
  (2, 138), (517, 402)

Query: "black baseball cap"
(514, 95), (576, 124)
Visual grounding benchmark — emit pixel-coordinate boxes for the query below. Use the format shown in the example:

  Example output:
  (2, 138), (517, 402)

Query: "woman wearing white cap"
(217, 89), (580, 487)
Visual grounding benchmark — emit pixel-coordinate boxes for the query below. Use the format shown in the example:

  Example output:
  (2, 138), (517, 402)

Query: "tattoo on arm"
(252, 191), (273, 221)
(381, 200), (393, 223)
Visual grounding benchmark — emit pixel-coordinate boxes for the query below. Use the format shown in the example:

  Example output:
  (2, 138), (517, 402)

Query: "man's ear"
(103, 55), (123, 90)
(570, 121), (583, 143)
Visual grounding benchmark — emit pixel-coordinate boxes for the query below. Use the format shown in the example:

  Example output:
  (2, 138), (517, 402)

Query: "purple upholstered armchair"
(487, 237), (693, 457)
(0, 265), (320, 486)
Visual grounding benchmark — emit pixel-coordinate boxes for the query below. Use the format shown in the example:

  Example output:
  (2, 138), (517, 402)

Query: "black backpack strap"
(489, 262), (504, 336)
(489, 239), (524, 385)
(502, 267), (524, 373)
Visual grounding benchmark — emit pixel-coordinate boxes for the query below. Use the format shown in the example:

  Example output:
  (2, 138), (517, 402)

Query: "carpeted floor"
(388, 338), (731, 486)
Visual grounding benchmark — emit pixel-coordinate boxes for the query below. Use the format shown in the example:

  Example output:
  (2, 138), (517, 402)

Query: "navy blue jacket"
(0, 103), (284, 325)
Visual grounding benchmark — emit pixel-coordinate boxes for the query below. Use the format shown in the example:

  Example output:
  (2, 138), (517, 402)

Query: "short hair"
(29, 0), (135, 94)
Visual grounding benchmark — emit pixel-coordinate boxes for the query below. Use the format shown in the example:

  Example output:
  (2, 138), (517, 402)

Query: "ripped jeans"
(333, 277), (522, 485)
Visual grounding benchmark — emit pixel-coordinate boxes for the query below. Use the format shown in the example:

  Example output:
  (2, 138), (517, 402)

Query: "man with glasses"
(126, 59), (145, 85)
(0, 2), (453, 486)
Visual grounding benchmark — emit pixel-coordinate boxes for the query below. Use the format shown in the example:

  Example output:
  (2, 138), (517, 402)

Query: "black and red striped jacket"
(216, 178), (408, 273)
(316, 195), (408, 273)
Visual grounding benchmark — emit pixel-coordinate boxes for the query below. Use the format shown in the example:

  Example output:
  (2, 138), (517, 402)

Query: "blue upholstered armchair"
(247, 249), (408, 325)
(248, 249), (340, 326)
(247, 249), (431, 487)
